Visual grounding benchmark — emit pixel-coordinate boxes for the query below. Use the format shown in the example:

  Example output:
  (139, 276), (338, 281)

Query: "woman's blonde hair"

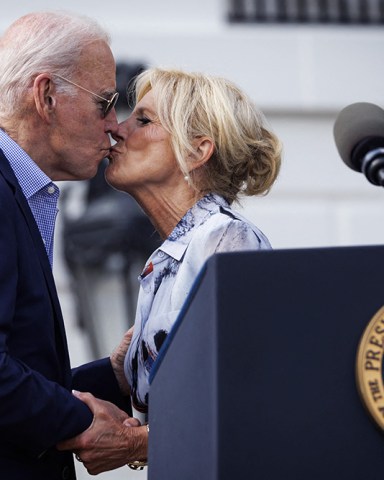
(133, 67), (282, 204)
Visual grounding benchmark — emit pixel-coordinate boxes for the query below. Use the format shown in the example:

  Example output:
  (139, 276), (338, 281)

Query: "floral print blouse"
(125, 193), (271, 415)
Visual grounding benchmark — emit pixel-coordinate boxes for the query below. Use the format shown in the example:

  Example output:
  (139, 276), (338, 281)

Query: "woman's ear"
(33, 74), (56, 121)
(189, 136), (214, 171)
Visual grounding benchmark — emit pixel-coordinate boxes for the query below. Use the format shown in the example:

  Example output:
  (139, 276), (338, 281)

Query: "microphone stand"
(352, 138), (384, 187)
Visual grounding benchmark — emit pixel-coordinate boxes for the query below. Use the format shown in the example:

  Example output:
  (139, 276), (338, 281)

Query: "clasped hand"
(57, 390), (147, 475)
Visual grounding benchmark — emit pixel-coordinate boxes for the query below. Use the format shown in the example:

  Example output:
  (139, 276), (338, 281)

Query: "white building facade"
(3, 0), (384, 249)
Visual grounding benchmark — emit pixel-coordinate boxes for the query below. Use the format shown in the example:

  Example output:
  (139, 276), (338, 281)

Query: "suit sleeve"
(0, 186), (93, 457)
(72, 358), (132, 414)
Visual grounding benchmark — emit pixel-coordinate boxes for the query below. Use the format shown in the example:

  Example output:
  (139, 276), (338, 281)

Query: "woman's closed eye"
(137, 116), (151, 126)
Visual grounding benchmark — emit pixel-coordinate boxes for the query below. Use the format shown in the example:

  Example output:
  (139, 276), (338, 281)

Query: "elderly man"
(0, 11), (146, 480)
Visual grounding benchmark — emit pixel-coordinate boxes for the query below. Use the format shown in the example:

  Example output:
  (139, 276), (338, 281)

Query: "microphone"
(333, 102), (384, 187)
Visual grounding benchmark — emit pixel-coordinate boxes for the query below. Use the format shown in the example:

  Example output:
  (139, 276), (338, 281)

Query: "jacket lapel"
(0, 150), (72, 386)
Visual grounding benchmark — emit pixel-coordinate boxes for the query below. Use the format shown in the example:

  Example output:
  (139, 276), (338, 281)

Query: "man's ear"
(189, 136), (214, 172)
(33, 74), (56, 121)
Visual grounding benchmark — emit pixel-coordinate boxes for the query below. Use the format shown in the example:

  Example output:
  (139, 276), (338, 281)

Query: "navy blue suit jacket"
(0, 150), (127, 480)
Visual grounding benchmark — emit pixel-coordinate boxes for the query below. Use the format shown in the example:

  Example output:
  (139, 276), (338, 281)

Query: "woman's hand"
(110, 326), (134, 395)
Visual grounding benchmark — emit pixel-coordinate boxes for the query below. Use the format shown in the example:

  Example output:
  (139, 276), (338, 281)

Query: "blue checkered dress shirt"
(0, 129), (59, 267)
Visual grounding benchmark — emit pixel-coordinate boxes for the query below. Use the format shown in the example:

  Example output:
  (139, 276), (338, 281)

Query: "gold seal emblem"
(356, 306), (384, 429)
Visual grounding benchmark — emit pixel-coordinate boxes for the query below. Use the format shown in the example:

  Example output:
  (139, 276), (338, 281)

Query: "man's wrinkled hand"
(57, 391), (146, 475)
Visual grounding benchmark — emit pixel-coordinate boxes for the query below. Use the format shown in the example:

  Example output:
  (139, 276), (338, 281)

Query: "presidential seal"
(356, 306), (384, 430)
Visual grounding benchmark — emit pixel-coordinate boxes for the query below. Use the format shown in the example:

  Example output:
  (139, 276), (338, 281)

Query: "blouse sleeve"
(214, 218), (271, 253)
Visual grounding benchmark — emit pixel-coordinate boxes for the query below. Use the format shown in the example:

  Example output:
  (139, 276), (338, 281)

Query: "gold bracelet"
(127, 424), (149, 470)
(127, 460), (147, 470)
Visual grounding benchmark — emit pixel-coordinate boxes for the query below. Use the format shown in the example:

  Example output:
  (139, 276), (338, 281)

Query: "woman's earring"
(184, 175), (190, 184)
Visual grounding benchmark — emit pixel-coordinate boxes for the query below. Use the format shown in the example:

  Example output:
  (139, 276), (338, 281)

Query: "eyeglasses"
(53, 74), (119, 118)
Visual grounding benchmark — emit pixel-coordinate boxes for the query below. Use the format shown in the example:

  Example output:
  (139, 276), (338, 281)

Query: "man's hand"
(57, 391), (147, 475)
(110, 327), (134, 395)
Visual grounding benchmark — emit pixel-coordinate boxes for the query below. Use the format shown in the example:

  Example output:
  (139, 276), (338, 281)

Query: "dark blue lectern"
(148, 246), (384, 480)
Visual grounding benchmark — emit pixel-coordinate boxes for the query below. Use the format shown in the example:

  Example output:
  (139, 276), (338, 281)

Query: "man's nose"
(105, 109), (119, 135)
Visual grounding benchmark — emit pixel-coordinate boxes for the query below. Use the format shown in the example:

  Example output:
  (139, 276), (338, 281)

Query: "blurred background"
(2, 1), (384, 478)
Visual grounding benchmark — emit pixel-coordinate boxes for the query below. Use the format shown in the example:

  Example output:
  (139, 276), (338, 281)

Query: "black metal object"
(115, 62), (146, 111)
(228, 0), (384, 24)
(61, 161), (160, 358)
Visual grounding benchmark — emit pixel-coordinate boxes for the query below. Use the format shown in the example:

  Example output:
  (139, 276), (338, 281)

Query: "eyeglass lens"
(103, 92), (119, 118)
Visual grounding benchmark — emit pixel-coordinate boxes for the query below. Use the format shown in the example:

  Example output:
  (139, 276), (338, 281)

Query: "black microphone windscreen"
(333, 102), (384, 171)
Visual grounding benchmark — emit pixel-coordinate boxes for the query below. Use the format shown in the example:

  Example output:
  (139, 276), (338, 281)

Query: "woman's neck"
(132, 185), (202, 240)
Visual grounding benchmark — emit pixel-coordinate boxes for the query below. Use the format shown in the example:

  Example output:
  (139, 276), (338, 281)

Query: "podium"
(148, 246), (384, 480)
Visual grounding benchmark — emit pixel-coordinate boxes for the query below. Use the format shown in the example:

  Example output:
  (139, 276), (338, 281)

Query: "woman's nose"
(117, 117), (133, 139)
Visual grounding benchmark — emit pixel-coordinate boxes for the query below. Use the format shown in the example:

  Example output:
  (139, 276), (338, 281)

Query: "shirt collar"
(159, 193), (229, 261)
(0, 128), (53, 199)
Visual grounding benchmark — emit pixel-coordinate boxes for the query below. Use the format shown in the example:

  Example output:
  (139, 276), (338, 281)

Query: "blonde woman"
(108, 67), (282, 419)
